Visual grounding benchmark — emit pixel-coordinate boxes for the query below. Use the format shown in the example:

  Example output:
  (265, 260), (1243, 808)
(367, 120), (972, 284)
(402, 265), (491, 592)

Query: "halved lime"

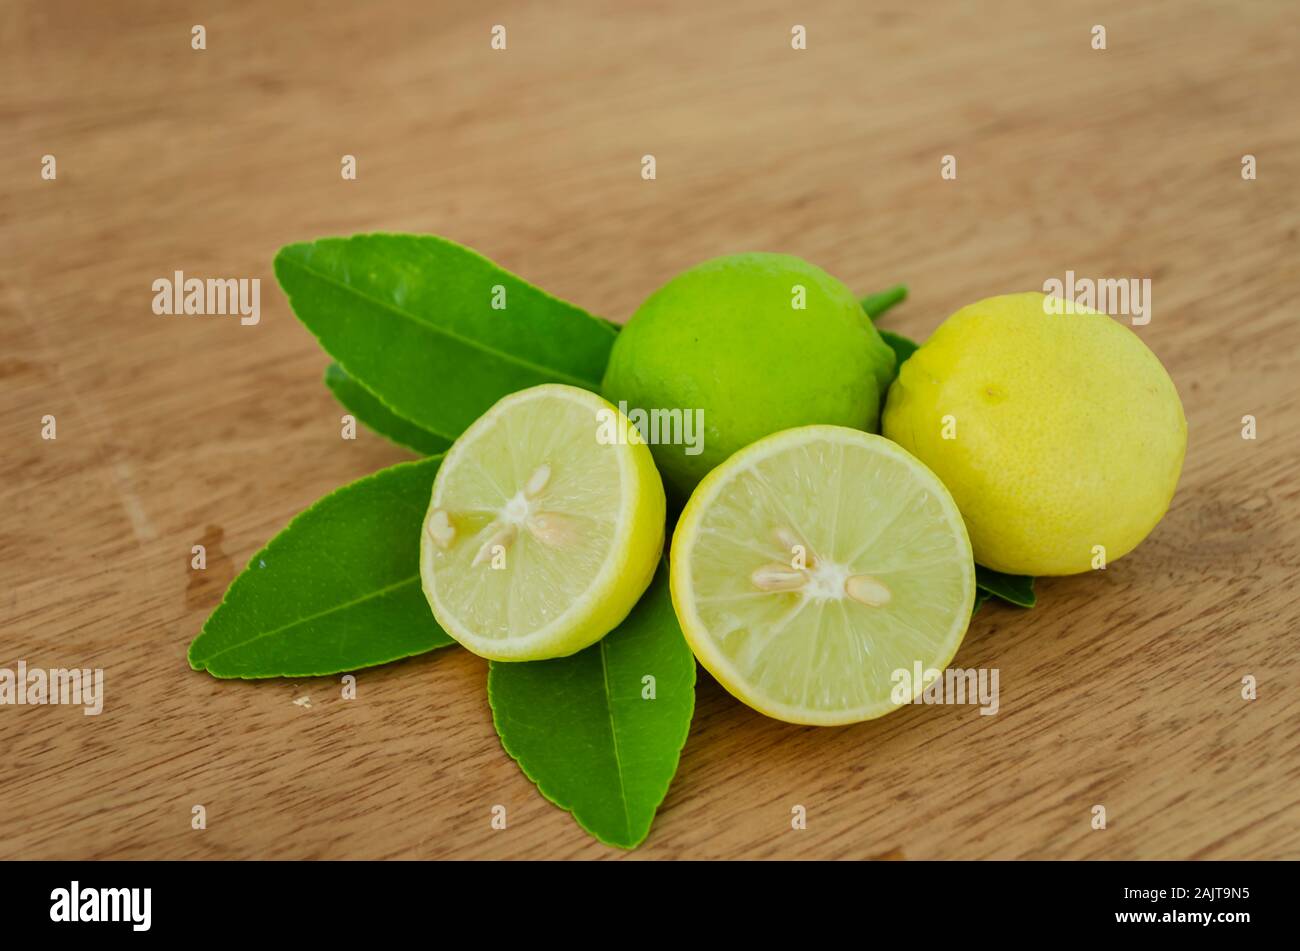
(670, 425), (974, 725)
(421, 384), (665, 661)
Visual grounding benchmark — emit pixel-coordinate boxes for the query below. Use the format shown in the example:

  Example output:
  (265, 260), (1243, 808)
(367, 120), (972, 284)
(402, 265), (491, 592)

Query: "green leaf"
(488, 563), (695, 849)
(274, 234), (618, 441)
(862, 287), (917, 388)
(324, 363), (450, 456)
(972, 589), (993, 617)
(975, 565), (1037, 608)
(861, 284), (908, 321)
(188, 456), (454, 678)
(878, 328), (920, 371)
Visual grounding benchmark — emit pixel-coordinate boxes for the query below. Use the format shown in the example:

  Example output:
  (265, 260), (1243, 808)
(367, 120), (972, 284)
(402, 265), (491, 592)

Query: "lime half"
(421, 384), (666, 661)
(670, 425), (974, 725)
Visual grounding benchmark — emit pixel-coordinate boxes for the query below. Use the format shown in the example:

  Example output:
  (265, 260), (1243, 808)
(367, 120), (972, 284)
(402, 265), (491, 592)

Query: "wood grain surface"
(2, 0), (1298, 860)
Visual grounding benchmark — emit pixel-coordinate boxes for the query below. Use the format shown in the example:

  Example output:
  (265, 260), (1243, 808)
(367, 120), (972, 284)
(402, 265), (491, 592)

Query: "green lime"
(601, 253), (895, 497)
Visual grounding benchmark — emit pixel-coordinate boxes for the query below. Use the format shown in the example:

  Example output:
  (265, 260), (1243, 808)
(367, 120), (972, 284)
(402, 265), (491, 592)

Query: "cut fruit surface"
(670, 425), (974, 725)
(421, 384), (665, 661)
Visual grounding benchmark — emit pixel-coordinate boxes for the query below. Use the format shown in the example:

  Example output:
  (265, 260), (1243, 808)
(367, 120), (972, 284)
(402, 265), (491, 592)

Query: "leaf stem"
(861, 284), (909, 322)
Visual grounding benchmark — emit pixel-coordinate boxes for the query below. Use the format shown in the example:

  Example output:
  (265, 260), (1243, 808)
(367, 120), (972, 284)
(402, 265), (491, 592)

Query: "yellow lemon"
(882, 292), (1186, 576)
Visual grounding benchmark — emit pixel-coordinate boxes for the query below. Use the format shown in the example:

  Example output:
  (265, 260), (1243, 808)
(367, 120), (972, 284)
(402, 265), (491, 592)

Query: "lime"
(601, 253), (895, 497)
(420, 384), (666, 660)
(670, 425), (974, 726)
(882, 292), (1186, 576)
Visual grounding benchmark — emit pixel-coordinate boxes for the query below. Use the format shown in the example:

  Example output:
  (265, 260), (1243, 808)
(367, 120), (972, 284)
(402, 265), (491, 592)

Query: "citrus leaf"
(488, 563), (695, 849)
(975, 564), (1037, 608)
(863, 287), (916, 387)
(188, 456), (454, 678)
(861, 284), (908, 321)
(324, 363), (450, 456)
(274, 234), (618, 441)
(878, 328), (920, 371)
(972, 589), (993, 617)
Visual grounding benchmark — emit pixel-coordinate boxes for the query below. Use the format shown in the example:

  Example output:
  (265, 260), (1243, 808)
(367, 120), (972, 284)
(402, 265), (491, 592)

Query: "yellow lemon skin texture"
(882, 292), (1186, 576)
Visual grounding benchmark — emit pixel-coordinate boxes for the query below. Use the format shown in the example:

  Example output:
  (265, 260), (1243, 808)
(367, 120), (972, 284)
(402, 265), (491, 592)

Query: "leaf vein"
(195, 575), (420, 667)
(599, 638), (634, 844)
(278, 253), (600, 388)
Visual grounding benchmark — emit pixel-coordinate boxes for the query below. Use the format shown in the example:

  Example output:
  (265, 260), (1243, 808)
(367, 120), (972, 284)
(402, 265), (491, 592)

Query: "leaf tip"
(186, 647), (208, 672)
(271, 240), (316, 288)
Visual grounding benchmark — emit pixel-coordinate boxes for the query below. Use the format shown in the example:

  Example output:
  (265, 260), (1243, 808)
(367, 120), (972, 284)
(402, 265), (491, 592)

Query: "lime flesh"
(421, 384), (665, 661)
(670, 425), (974, 725)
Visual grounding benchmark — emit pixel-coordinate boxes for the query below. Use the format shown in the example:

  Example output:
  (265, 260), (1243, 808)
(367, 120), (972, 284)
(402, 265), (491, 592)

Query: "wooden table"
(3, 0), (1297, 860)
